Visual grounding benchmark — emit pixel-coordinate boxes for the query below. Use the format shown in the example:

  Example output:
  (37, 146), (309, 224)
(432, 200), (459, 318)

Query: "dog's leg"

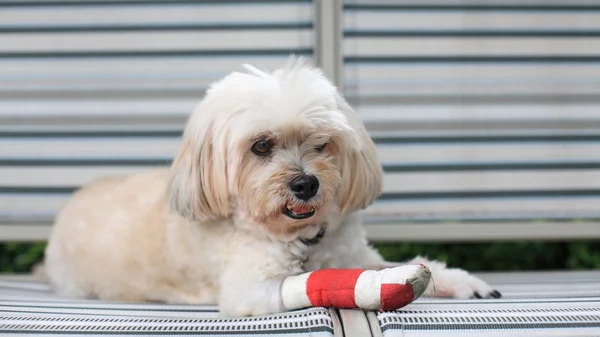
(218, 274), (287, 317)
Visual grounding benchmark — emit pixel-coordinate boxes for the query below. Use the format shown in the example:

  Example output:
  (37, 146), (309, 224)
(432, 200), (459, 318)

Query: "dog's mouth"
(283, 204), (315, 220)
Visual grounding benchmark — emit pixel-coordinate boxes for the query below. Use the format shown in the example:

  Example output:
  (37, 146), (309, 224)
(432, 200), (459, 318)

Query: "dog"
(42, 57), (500, 316)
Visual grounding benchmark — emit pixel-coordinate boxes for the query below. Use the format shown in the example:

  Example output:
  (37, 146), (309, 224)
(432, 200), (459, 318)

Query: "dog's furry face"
(168, 58), (382, 241)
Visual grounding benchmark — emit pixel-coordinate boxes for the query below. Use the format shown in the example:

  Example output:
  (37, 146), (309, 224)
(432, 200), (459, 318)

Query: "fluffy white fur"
(43, 57), (498, 316)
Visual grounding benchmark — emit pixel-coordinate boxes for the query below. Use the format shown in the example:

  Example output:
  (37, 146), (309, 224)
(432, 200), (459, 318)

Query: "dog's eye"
(315, 143), (327, 152)
(251, 139), (273, 156)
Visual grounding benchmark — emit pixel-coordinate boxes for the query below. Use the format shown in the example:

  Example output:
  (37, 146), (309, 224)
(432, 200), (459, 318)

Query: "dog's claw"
(490, 290), (502, 298)
(473, 291), (482, 299)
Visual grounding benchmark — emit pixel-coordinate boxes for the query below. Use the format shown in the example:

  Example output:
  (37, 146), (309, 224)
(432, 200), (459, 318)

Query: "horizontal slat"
(345, 56), (600, 64)
(0, 167), (154, 187)
(344, 12), (600, 31)
(354, 103), (600, 120)
(345, 64), (600, 96)
(0, 225), (50, 242)
(383, 170), (600, 193)
(366, 195), (600, 219)
(354, 105), (600, 132)
(0, 3), (311, 27)
(0, 138), (180, 159)
(370, 131), (600, 142)
(346, 64), (600, 84)
(0, 23), (312, 34)
(345, 37), (600, 57)
(0, 194), (67, 217)
(0, 56), (297, 77)
(344, 2), (600, 11)
(0, 0), (310, 6)
(377, 142), (600, 164)
(366, 222), (600, 242)
(0, 99), (197, 118)
(380, 189), (600, 200)
(0, 48), (314, 60)
(0, 31), (311, 53)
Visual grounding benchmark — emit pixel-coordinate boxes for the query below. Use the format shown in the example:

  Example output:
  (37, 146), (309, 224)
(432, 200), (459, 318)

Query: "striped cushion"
(1, 272), (599, 336)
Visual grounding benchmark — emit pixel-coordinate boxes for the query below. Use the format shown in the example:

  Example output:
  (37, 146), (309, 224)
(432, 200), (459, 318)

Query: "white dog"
(42, 57), (500, 316)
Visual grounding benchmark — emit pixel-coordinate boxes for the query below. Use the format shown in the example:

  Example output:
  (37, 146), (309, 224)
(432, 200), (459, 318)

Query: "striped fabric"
(343, 1), (600, 241)
(1, 272), (599, 336)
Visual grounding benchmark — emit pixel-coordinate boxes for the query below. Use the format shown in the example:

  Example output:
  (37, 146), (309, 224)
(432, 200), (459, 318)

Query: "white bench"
(1, 1), (599, 335)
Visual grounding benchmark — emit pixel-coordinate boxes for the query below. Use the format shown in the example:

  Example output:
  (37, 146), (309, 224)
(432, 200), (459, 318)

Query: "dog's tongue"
(288, 205), (313, 214)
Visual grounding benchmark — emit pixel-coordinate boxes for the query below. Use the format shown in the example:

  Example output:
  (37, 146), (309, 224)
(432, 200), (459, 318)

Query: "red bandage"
(380, 283), (414, 311)
(306, 268), (364, 308)
(280, 264), (431, 311)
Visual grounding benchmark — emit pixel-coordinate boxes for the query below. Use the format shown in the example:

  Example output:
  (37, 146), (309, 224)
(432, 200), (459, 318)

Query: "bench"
(1, 0), (599, 335)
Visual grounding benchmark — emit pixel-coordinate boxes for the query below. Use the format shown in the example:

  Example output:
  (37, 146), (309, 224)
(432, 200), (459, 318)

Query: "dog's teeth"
(286, 205), (315, 215)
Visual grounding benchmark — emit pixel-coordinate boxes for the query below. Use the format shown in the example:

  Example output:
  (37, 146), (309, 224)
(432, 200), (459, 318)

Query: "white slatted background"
(2, 0), (600, 242)
(344, 0), (600, 241)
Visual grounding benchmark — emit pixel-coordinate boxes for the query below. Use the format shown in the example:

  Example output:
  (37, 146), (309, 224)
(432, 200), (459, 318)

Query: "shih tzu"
(42, 57), (500, 316)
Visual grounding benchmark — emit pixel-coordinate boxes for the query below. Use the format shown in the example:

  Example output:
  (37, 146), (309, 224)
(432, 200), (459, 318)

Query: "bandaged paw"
(281, 264), (431, 311)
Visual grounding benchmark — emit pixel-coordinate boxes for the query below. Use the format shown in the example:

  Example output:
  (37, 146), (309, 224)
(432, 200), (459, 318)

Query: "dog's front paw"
(430, 268), (501, 299)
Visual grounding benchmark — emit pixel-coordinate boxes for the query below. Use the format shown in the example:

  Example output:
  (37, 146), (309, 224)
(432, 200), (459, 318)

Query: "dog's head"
(168, 57), (382, 240)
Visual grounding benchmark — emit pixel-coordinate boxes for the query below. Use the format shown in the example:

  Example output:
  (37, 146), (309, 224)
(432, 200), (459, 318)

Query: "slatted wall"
(344, 1), (600, 241)
(0, 0), (313, 240)
(1, 0), (599, 242)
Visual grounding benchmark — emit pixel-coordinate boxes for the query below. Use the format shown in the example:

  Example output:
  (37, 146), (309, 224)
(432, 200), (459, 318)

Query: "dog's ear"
(334, 92), (383, 215)
(168, 105), (230, 221)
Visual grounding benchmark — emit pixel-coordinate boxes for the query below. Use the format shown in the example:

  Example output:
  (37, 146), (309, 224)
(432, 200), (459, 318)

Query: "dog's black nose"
(290, 175), (319, 201)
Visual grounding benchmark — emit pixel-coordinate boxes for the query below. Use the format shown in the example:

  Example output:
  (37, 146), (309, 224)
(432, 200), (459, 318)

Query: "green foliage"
(566, 242), (600, 269)
(375, 241), (600, 271)
(0, 241), (598, 273)
(0, 242), (46, 273)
